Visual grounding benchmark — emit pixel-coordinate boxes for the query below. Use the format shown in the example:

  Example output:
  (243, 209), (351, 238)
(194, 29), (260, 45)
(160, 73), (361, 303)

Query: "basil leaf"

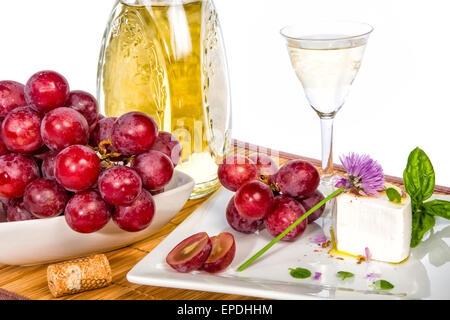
(410, 210), (436, 248)
(423, 200), (450, 220)
(337, 271), (354, 280)
(289, 268), (311, 279)
(386, 188), (401, 203)
(403, 147), (435, 203)
(372, 280), (394, 290)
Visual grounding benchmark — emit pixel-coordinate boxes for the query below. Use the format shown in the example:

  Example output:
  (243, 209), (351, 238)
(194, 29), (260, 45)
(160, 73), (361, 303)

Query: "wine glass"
(280, 21), (373, 185)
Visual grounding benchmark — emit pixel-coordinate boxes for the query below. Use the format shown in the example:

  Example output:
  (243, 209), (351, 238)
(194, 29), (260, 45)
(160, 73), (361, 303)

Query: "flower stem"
(237, 187), (344, 272)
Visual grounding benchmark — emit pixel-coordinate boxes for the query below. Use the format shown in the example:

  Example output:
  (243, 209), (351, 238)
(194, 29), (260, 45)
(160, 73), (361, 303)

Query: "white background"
(0, 0), (449, 186)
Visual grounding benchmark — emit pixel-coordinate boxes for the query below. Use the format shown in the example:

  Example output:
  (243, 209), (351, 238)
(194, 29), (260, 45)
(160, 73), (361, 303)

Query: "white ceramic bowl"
(0, 170), (194, 266)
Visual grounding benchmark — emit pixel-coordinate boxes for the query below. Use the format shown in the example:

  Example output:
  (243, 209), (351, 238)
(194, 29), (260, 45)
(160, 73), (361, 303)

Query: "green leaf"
(410, 210), (436, 248)
(423, 200), (450, 220)
(336, 271), (354, 280)
(386, 188), (402, 203)
(403, 147), (435, 203)
(403, 148), (438, 249)
(289, 268), (311, 279)
(372, 280), (394, 290)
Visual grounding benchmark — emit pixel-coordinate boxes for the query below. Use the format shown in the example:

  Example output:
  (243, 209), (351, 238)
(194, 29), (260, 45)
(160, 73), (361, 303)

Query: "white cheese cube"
(332, 191), (412, 263)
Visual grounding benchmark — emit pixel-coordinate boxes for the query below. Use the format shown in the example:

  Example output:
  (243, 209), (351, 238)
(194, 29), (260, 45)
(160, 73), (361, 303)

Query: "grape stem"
(237, 187), (345, 272)
(97, 138), (122, 160)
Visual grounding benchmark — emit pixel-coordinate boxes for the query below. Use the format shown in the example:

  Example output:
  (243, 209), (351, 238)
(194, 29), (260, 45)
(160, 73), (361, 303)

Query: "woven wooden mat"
(0, 140), (448, 300)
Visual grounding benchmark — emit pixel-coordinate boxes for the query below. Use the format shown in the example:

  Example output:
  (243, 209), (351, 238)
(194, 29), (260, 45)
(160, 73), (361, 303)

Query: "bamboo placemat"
(0, 140), (448, 300)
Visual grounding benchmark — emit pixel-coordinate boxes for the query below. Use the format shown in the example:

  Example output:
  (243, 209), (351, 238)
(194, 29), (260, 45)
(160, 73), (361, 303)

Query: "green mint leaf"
(386, 188), (402, 203)
(423, 200), (450, 220)
(403, 147), (435, 203)
(410, 210), (436, 248)
(372, 280), (394, 290)
(337, 271), (354, 280)
(289, 268), (311, 279)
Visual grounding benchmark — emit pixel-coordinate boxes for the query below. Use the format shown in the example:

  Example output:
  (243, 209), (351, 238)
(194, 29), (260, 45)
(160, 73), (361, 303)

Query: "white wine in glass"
(281, 22), (373, 183)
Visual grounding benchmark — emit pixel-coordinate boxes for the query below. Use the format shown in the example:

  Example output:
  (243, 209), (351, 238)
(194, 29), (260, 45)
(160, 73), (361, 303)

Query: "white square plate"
(127, 187), (450, 300)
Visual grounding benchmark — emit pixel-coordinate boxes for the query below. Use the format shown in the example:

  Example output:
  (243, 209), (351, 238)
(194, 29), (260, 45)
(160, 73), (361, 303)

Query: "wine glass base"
(320, 173), (334, 185)
(318, 173), (337, 223)
(319, 173), (336, 194)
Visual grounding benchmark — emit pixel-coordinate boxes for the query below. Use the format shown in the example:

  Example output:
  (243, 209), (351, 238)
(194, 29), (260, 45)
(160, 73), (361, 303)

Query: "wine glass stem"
(320, 116), (334, 181)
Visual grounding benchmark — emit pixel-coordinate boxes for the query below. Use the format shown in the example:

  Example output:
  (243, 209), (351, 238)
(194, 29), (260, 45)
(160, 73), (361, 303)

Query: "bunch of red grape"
(218, 154), (326, 241)
(0, 71), (182, 234)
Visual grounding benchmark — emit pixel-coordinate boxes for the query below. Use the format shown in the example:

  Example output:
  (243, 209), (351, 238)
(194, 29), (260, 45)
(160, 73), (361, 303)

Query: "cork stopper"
(47, 254), (112, 298)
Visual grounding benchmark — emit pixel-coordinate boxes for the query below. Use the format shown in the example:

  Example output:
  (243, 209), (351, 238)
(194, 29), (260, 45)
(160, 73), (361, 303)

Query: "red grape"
(0, 132), (8, 156)
(131, 150), (174, 191)
(0, 197), (7, 222)
(150, 189), (165, 196)
(41, 107), (89, 151)
(65, 189), (111, 233)
(264, 195), (307, 241)
(226, 196), (263, 234)
(0, 153), (39, 199)
(249, 153), (279, 177)
(1, 106), (43, 153)
(111, 112), (158, 156)
(6, 198), (38, 222)
(54, 145), (100, 192)
(32, 145), (50, 162)
(276, 160), (320, 198)
(87, 114), (103, 136)
(65, 90), (99, 125)
(0, 81), (26, 117)
(299, 190), (326, 224)
(202, 232), (236, 273)
(166, 232), (212, 273)
(98, 166), (142, 206)
(89, 117), (116, 151)
(234, 180), (274, 220)
(41, 151), (58, 180)
(23, 178), (68, 218)
(217, 155), (258, 192)
(91, 113), (105, 129)
(89, 116), (99, 134)
(24, 71), (70, 113)
(149, 131), (182, 166)
(0, 206), (6, 222)
(0, 196), (11, 207)
(113, 189), (155, 232)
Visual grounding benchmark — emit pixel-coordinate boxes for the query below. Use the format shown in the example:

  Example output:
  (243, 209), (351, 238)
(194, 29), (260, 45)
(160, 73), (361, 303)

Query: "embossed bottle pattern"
(98, 0), (231, 199)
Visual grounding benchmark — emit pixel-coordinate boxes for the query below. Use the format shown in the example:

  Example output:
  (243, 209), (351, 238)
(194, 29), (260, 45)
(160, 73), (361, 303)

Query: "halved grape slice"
(202, 232), (236, 273)
(166, 232), (212, 273)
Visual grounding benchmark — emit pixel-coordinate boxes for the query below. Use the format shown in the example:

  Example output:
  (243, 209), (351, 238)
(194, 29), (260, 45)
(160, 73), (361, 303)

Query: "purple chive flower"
(366, 273), (381, 280)
(335, 153), (385, 196)
(314, 272), (322, 280)
(310, 234), (328, 244)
